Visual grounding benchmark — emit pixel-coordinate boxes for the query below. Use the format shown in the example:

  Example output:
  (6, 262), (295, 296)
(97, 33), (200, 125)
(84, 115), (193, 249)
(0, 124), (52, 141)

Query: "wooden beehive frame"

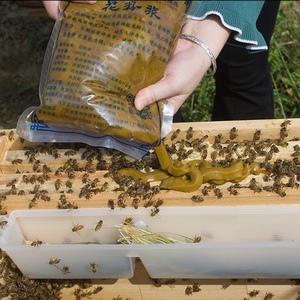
(0, 118), (300, 214)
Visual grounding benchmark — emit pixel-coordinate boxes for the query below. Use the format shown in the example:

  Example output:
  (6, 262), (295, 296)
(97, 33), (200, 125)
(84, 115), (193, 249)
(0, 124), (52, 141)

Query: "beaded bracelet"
(179, 33), (217, 77)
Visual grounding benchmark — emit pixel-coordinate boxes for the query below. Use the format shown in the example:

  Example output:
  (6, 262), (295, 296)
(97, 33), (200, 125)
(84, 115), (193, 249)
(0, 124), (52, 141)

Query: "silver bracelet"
(179, 33), (217, 77)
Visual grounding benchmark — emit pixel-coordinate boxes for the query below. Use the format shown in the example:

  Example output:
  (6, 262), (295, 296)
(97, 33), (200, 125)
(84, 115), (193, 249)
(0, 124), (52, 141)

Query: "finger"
(43, 1), (60, 20)
(134, 76), (185, 111)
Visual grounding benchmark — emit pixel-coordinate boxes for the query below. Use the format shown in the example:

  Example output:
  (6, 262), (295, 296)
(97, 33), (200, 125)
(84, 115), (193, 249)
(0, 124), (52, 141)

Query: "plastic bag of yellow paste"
(16, 0), (189, 158)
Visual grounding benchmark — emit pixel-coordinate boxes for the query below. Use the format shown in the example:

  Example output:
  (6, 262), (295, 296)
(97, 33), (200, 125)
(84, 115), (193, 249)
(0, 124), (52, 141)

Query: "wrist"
(181, 16), (231, 58)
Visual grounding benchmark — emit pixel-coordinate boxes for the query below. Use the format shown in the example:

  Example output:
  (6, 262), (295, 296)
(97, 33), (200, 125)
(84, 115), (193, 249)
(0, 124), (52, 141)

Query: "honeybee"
(8, 130), (15, 141)
(249, 178), (262, 193)
(132, 198), (139, 209)
(123, 217), (133, 225)
(193, 236), (201, 243)
(9, 184), (17, 195)
(213, 188), (223, 199)
(49, 258), (61, 265)
(280, 119), (291, 127)
(72, 223), (84, 232)
(202, 186), (210, 196)
(191, 195), (204, 203)
(253, 129), (261, 142)
(185, 286), (193, 296)
(150, 207), (159, 217)
(90, 262), (98, 273)
(192, 283), (201, 293)
(31, 240), (43, 247)
(227, 185), (239, 196)
(186, 126), (194, 140)
(108, 199), (115, 210)
(6, 179), (17, 187)
(65, 180), (73, 189)
(51, 149), (61, 159)
(144, 199), (155, 208)
(248, 289), (260, 297)
(170, 129), (180, 141)
(154, 199), (164, 208)
(229, 127), (238, 140)
(64, 150), (77, 157)
(264, 292), (274, 300)
(94, 219), (103, 231)
(55, 166), (64, 176)
(214, 133), (223, 144)
(11, 158), (23, 165)
(0, 220), (8, 228)
(62, 265), (70, 274)
(55, 179), (62, 191)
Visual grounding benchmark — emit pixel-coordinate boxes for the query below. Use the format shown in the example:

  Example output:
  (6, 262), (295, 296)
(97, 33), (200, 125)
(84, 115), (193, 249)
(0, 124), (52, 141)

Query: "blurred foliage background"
(181, 1), (300, 122)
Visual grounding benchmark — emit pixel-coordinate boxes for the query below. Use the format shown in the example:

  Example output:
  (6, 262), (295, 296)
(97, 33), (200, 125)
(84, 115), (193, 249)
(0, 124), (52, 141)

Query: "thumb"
(134, 76), (181, 110)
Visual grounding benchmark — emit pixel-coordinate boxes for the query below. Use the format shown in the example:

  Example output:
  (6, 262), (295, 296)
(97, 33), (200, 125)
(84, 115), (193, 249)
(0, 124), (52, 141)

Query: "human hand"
(42, 0), (96, 20)
(134, 17), (231, 114)
(134, 37), (210, 114)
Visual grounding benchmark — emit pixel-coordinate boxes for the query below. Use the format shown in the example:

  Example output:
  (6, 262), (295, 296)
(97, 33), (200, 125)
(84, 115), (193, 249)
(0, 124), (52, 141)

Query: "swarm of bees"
(0, 120), (297, 297)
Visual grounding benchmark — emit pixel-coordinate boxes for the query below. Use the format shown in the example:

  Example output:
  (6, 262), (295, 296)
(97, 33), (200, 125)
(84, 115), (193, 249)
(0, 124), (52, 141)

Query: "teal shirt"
(187, 1), (267, 50)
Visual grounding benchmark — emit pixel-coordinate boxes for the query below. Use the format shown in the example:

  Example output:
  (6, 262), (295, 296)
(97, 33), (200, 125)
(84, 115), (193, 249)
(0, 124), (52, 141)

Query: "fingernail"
(135, 101), (144, 111)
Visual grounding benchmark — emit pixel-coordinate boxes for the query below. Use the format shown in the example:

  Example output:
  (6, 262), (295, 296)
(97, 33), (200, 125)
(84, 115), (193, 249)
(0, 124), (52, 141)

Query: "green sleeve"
(187, 1), (267, 50)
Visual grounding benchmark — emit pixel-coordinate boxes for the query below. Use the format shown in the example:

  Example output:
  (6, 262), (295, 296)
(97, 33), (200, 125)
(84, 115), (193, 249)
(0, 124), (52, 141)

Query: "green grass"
(181, 1), (300, 122)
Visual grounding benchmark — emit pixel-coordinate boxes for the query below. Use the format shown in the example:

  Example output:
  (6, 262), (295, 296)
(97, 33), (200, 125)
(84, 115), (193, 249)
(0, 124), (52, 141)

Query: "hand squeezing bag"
(16, 1), (189, 158)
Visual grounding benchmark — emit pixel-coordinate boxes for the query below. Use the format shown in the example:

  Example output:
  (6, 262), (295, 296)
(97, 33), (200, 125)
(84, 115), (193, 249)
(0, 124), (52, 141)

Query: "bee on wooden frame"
(227, 185), (239, 196)
(213, 188), (223, 199)
(192, 283), (201, 292)
(253, 129), (261, 142)
(280, 119), (291, 128)
(191, 195), (204, 203)
(202, 185), (210, 196)
(186, 126), (194, 140)
(132, 198), (139, 209)
(170, 128), (180, 141)
(108, 199), (115, 210)
(64, 149), (77, 157)
(11, 158), (23, 165)
(185, 286), (193, 296)
(154, 199), (164, 208)
(6, 179), (17, 187)
(229, 127), (238, 140)
(264, 292), (274, 300)
(65, 180), (73, 189)
(214, 133), (223, 145)
(54, 179), (62, 191)
(144, 199), (155, 208)
(248, 289), (260, 297)
(8, 130), (15, 141)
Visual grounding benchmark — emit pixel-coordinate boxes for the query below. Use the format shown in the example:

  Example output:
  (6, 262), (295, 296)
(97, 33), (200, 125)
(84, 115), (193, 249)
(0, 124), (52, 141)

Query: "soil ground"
(0, 1), (54, 129)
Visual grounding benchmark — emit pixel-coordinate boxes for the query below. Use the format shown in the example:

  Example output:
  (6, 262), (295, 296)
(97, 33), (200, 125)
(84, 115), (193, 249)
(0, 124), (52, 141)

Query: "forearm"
(179, 16), (231, 75)
(181, 16), (231, 57)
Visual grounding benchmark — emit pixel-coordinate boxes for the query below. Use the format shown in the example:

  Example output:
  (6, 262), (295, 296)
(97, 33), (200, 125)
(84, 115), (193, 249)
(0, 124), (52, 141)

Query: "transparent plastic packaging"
(1, 206), (300, 279)
(16, 1), (188, 158)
